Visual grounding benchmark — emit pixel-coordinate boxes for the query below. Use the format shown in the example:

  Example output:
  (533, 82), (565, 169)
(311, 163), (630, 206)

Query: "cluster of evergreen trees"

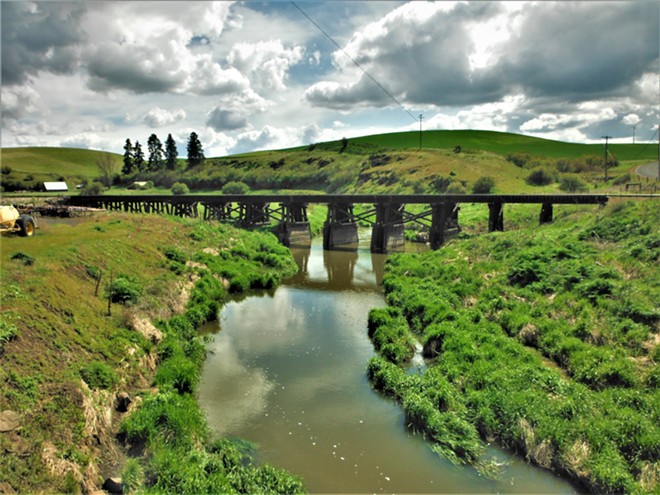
(121, 132), (205, 175)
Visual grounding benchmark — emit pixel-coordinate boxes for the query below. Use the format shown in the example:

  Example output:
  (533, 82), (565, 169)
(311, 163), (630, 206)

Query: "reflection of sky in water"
(202, 334), (274, 436)
(199, 239), (579, 494)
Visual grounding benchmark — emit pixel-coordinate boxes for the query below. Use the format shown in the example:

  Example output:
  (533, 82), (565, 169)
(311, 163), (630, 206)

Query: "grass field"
(1, 147), (121, 178)
(2, 130), (657, 197)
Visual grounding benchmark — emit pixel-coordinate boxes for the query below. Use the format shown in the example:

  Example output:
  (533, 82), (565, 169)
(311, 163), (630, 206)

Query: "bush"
(471, 176), (495, 194)
(506, 153), (530, 168)
(80, 361), (117, 389)
(525, 168), (555, 186)
(80, 181), (103, 195)
(108, 275), (143, 305)
(446, 182), (467, 194)
(559, 175), (589, 192)
(1, 166), (12, 175)
(171, 182), (189, 195)
(612, 173), (631, 186)
(155, 355), (200, 394)
(221, 181), (249, 194)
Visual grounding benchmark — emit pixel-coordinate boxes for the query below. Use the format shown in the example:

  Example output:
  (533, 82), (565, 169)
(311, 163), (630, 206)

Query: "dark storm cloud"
(86, 43), (186, 94)
(305, 2), (511, 109)
(206, 108), (248, 131)
(2, 2), (86, 85)
(498, 2), (659, 101)
(306, 1), (658, 110)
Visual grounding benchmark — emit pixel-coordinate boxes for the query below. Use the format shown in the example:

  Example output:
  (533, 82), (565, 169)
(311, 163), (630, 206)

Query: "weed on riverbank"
(0, 213), (302, 493)
(367, 200), (659, 494)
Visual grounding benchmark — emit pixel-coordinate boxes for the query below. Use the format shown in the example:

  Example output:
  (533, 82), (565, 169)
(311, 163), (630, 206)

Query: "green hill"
(348, 130), (653, 161)
(1, 130), (655, 195)
(1, 147), (122, 192)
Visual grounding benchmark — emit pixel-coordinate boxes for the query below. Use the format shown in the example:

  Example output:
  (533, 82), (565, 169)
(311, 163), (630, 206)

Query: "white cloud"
(1, 86), (42, 120)
(60, 132), (115, 151)
(621, 114), (641, 127)
(2, 1), (658, 154)
(143, 107), (187, 127)
(227, 40), (305, 91)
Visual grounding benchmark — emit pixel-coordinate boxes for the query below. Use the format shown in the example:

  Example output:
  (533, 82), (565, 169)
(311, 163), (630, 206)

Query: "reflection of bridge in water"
(69, 194), (608, 253)
(286, 245), (387, 290)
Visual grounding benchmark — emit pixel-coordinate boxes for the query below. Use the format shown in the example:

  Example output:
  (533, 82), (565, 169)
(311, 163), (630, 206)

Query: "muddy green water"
(199, 238), (579, 494)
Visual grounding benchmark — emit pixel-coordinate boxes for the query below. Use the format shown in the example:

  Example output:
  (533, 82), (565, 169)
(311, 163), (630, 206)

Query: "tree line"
(121, 132), (205, 175)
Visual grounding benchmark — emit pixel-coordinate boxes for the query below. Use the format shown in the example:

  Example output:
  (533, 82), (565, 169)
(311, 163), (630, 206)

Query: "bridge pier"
(428, 202), (461, 249)
(539, 202), (553, 224)
(239, 202), (270, 227)
(276, 202), (311, 246)
(323, 203), (358, 250)
(371, 203), (405, 253)
(488, 202), (504, 232)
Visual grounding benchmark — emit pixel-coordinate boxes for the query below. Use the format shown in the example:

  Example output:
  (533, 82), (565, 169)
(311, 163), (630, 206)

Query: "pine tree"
(133, 141), (145, 172)
(147, 133), (164, 171)
(165, 133), (178, 171)
(122, 138), (134, 175)
(186, 131), (205, 168)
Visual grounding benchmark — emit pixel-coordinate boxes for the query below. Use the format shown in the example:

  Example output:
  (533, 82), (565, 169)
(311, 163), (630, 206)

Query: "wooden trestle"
(68, 194), (608, 253)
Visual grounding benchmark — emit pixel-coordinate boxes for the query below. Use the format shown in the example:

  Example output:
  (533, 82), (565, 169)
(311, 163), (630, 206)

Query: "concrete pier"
(276, 202), (312, 246)
(323, 203), (358, 249)
(371, 203), (405, 253)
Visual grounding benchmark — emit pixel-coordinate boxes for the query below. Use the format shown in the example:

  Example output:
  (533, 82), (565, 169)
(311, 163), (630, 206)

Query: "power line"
(633, 126), (659, 160)
(290, 1), (419, 123)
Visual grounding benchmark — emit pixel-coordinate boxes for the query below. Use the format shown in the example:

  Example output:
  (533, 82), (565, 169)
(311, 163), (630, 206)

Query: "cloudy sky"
(2, 1), (658, 157)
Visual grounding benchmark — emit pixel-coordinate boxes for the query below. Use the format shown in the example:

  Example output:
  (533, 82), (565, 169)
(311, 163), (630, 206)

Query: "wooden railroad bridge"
(68, 194), (608, 253)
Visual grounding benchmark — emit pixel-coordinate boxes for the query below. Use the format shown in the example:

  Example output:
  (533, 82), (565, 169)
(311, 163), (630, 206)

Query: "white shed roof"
(44, 182), (68, 191)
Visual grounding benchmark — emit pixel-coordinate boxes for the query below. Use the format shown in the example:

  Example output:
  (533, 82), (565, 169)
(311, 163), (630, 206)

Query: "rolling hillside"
(1, 131), (656, 195)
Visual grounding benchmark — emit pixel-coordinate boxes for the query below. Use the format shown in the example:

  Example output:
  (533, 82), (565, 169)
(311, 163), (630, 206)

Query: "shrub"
(471, 176), (495, 194)
(155, 355), (200, 394)
(446, 182), (467, 194)
(559, 175), (589, 192)
(171, 182), (189, 195)
(80, 181), (103, 195)
(221, 181), (250, 194)
(108, 275), (143, 305)
(612, 173), (631, 186)
(163, 246), (187, 264)
(1, 166), (12, 175)
(506, 153), (530, 168)
(80, 361), (117, 389)
(525, 168), (555, 186)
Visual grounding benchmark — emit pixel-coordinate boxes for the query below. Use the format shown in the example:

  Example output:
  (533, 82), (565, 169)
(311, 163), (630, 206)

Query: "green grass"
(1, 147), (121, 178)
(368, 199), (659, 494)
(0, 212), (301, 493)
(3, 130), (655, 197)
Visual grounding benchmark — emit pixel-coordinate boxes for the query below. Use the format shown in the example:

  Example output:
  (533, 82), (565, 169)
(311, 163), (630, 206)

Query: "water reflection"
(200, 236), (579, 494)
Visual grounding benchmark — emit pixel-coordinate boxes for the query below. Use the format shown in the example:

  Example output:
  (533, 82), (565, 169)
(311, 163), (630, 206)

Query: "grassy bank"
(0, 213), (303, 493)
(367, 200), (659, 494)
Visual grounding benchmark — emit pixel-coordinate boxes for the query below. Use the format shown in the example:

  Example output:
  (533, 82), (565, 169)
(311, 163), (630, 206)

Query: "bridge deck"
(72, 193), (609, 205)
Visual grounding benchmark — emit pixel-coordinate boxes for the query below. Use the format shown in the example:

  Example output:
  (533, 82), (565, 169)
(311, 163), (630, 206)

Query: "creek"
(199, 236), (579, 494)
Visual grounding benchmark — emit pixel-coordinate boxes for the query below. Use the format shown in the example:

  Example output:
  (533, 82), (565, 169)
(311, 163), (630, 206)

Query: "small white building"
(43, 182), (69, 192)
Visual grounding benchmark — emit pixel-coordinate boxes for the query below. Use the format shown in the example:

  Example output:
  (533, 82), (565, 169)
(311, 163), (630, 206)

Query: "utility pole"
(632, 125), (636, 144)
(602, 135), (612, 180)
(419, 114), (423, 150)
